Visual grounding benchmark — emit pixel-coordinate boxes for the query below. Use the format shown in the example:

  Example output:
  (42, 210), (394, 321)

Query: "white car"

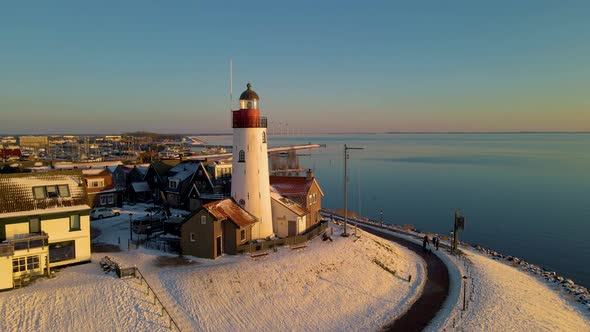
(91, 207), (121, 220)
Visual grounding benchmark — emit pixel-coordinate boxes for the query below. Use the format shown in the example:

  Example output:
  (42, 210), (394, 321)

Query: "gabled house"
(187, 161), (230, 211)
(181, 198), (258, 259)
(270, 190), (309, 237)
(82, 169), (123, 208)
(0, 171), (91, 290)
(126, 164), (150, 203)
(106, 165), (126, 191)
(270, 169), (324, 230)
(163, 161), (200, 209)
(145, 160), (180, 203)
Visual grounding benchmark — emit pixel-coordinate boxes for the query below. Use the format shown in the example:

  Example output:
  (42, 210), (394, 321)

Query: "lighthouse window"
(262, 131), (266, 143)
(238, 150), (245, 162)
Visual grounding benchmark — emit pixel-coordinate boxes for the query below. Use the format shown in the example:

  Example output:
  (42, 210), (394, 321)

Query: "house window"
(70, 215), (80, 231)
(32, 184), (71, 199)
(88, 179), (104, 188)
(100, 194), (114, 206)
(169, 179), (178, 189)
(29, 217), (41, 234)
(262, 131), (267, 143)
(308, 194), (312, 206)
(190, 233), (196, 242)
(238, 150), (245, 162)
(58, 185), (70, 197)
(201, 215), (207, 225)
(240, 229), (246, 242)
(49, 240), (76, 263)
(313, 193), (317, 203)
(12, 256), (40, 273)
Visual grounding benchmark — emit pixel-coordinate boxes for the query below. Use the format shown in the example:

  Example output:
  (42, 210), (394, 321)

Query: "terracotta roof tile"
(0, 171), (89, 217)
(202, 198), (258, 228)
(269, 176), (313, 197)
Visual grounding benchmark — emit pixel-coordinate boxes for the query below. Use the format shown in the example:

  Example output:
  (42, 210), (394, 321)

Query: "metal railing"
(0, 243), (14, 257)
(236, 220), (328, 254)
(133, 267), (182, 332)
(232, 116), (268, 128)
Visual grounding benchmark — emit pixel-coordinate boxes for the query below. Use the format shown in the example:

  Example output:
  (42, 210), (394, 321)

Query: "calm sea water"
(206, 133), (590, 287)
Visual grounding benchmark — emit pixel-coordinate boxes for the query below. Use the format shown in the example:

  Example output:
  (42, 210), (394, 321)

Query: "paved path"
(355, 224), (450, 332)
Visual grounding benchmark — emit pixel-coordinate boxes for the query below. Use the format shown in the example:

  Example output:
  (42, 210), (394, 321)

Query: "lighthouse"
(231, 83), (274, 239)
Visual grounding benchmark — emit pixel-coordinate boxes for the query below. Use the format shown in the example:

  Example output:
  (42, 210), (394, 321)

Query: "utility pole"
(343, 144), (363, 237)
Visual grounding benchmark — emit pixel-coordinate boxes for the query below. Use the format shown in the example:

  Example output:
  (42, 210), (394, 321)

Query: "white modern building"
(231, 83), (274, 239)
(0, 171), (92, 290)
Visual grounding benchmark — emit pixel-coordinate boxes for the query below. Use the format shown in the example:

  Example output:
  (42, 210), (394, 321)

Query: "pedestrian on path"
(435, 236), (440, 250)
(422, 235), (430, 250)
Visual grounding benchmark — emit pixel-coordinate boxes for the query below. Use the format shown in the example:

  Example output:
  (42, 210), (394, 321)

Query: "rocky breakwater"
(475, 245), (590, 312)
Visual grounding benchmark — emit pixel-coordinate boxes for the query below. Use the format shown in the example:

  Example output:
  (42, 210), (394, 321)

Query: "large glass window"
(45, 185), (59, 198)
(70, 215), (80, 231)
(29, 217), (41, 233)
(33, 187), (45, 199)
(49, 241), (76, 263)
(12, 256), (40, 273)
(32, 185), (71, 199)
(262, 131), (266, 143)
(58, 185), (70, 197)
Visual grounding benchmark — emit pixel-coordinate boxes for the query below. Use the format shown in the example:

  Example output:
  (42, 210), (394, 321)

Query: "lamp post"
(343, 144), (363, 237)
(462, 275), (468, 310)
(380, 209), (384, 228)
(129, 214), (133, 241)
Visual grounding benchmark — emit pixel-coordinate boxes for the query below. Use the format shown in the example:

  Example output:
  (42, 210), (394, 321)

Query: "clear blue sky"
(1, 1), (589, 134)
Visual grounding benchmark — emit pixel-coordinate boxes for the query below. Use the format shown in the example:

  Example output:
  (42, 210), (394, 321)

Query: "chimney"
(306, 168), (313, 180)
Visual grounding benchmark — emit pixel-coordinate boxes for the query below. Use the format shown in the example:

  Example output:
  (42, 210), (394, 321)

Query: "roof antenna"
(229, 58), (233, 112)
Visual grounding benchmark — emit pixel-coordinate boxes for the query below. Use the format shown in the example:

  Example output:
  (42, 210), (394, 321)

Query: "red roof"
(0, 148), (22, 159)
(202, 198), (258, 228)
(269, 176), (314, 197)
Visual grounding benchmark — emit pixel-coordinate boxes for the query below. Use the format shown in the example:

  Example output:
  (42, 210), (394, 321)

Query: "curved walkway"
(356, 224), (450, 332)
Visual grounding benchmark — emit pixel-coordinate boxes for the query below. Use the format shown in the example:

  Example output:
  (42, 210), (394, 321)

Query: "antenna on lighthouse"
(229, 58), (233, 111)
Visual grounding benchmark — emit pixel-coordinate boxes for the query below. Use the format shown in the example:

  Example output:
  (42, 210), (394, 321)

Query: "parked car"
(91, 207), (121, 220)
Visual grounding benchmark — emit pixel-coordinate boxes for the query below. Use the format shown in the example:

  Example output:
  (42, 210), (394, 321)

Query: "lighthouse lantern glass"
(240, 99), (258, 109)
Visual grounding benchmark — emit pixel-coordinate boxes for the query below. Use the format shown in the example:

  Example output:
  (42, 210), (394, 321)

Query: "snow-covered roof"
(82, 169), (106, 176)
(0, 171), (90, 218)
(202, 198), (258, 228)
(270, 191), (308, 216)
(54, 161), (123, 170)
(168, 161), (200, 182)
(131, 181), (151, 193)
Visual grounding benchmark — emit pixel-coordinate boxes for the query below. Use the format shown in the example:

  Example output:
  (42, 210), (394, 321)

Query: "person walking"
(423, 235), (430, 250)
(435, 236), (440, 250)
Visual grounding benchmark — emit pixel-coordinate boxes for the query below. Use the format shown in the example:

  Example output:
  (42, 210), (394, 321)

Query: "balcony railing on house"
(0, 243), (14, 257)
(6, 232), (49, 252)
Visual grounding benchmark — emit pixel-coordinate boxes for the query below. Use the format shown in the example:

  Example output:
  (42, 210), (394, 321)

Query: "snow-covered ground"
(451, 251), (590, 331)
(2, 203), (588, 331)
(0, 204), (424, 331)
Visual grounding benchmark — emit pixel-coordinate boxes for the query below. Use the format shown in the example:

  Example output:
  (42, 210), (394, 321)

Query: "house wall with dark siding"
(181, 211), (222, 259)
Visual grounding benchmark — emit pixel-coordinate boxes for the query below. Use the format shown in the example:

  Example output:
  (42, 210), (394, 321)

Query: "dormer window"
(33, 185), (71, 199)
(169, 179), (179, 189)
(87, 179), (104, 188)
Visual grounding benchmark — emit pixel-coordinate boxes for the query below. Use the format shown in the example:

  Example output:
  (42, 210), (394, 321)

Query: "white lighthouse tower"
(231, 83), (274, 239)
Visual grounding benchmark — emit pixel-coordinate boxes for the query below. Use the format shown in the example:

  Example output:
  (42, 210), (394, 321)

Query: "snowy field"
(2, 203), (589, 331)
(0, 204), (424, 331)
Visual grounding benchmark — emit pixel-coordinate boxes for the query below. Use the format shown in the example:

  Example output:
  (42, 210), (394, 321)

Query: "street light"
(380, 209), (384, 227)
(343, 144), (363, 237)
(129, 214), (133, 241)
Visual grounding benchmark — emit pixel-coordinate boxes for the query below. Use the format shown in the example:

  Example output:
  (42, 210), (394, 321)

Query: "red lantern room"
(232, 83), (267, 128)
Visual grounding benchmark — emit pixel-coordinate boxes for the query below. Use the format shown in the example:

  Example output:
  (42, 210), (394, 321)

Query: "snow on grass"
(451, 251), (590, 332)
(0, 261), (170, 332)
(154, 230), (424, 331)
(1, 202), (425, 331)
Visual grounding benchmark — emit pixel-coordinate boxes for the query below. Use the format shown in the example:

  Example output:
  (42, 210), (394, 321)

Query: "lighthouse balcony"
(232, 115), (267, 129)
